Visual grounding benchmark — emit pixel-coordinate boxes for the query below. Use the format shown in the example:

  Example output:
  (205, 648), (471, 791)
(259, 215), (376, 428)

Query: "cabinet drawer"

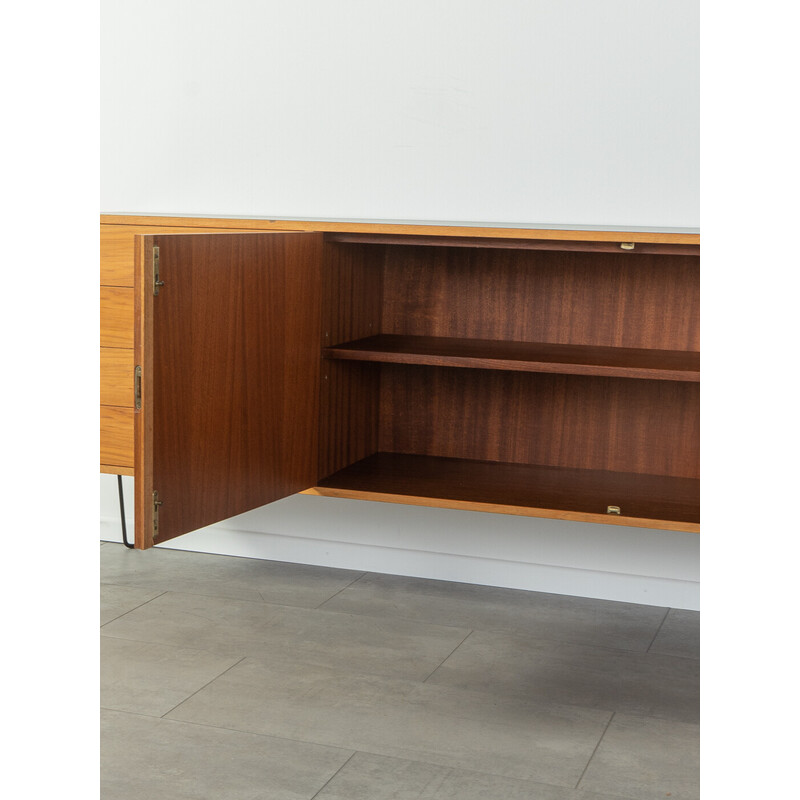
(100, 287), (134, 348)
(100, 406), (134, 469)
(100, 347), (134, 407)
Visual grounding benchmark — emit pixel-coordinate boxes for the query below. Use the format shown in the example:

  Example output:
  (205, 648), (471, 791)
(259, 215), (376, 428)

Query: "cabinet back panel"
(378, 366), (699, 479)
(381, 246), (699, 352)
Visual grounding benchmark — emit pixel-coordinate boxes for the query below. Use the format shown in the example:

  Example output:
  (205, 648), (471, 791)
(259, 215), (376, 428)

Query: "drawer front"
(100, 347), (134, 407)
(100, 224), (258, 287)
(100, 406), (134, 469)
(100, 287), (134, 348)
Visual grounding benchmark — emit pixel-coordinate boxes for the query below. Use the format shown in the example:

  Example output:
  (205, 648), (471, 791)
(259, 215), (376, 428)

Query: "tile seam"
(100, 589), (168, 627)
(645, 608), (672, 653)
(308, 752), (359, 800)
(314, 571), (369, 609)
(574, 711), (615, 790)
(159, 656), (248, 719)
(422, 630), (475, 683)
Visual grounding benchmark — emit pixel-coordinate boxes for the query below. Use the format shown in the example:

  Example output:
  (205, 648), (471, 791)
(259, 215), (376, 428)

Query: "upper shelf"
(324, 335), (700, 382)
(324, 232), (699, 256)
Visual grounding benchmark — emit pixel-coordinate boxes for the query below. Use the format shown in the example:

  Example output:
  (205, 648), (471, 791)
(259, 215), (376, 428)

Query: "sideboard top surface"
(100, 214), (700, 245)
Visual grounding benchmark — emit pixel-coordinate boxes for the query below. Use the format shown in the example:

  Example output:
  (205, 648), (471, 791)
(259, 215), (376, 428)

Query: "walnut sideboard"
(100, 215), (700, 549)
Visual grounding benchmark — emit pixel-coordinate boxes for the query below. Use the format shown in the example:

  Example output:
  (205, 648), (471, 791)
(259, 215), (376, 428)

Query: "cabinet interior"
(315, 235), (700, 530)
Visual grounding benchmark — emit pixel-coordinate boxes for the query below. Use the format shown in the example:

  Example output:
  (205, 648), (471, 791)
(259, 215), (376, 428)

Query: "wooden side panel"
(100, 406), (134, 468)
(134, 235), (155, 546)
(100, 348), (134, 406)
(136, 232), (324, 548)
(318, 243), (384, 478)
(321, 243), (384, 347)
(382, 247), (700, 352)
(319, 362), (381, 480)
(379, 366), (700, 479)
(100, 287), (134, 348)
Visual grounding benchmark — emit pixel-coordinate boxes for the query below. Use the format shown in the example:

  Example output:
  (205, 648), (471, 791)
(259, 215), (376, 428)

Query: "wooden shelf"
(324, 335), (700, 382)
(310, 453), (699, 532)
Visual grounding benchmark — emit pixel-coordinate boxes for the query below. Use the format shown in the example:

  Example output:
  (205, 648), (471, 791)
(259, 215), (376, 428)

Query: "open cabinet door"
(133, 232), (323, 548)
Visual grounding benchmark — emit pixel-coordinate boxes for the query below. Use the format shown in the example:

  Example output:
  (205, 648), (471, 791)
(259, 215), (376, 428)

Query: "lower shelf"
(307, 453), (699, 533)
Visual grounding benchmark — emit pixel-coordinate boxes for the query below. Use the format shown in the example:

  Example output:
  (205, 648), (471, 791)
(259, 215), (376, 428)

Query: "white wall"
(100, 0), (700, 608)
(101, 0), (699, 229)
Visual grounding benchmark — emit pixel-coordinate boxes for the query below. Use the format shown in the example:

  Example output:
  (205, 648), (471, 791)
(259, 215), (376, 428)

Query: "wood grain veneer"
(101, 214), (700, 245)
(100, 223), (285, 287)
(133, 235), (155, 546)
(313, 453), (699, 531)
(318, 242), (384, 478)
(100, 406), (134, 468)
(304, 486), (698, 532)
(381, 246), (699, 352)
(101, 464), (134, 476)
(100, 215), (699, 541)
(325, 334), (699, 381)
(136, 232), (324, 547)
(100, 287), (134, 349)
(321, 243), (384, 347)
(100, 347), (134, 406)
(319, 362), (381, 481)
(378, 366), (699, 479)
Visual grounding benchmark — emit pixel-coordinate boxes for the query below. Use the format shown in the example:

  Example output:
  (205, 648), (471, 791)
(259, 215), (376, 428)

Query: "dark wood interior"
(316, 236), (700, 529)
(123, 224), (700, 547)
(144, 233), (324, 545)
(325, 335), (699, 381)
(378, 366), (698, 478)
(317, 243), (383, 479)
(317, 453), (700, 526)
(379, 245), (699, 351)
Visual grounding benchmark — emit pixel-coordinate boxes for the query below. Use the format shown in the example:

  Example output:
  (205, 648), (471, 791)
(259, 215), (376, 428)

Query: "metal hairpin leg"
(117, 475), (135, 549)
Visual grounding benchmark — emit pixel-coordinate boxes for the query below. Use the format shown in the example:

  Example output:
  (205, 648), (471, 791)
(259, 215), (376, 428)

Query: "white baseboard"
(100, 490), (699, 610)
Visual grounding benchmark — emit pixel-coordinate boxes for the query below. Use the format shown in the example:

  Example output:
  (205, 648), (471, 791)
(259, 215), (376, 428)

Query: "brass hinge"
(153, 490), (163, 538)
(134, 365), (142, 410)
(153, 246), (165, 295)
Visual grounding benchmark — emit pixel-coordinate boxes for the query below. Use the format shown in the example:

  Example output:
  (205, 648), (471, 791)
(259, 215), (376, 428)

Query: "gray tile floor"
(100, 543), (699, 800)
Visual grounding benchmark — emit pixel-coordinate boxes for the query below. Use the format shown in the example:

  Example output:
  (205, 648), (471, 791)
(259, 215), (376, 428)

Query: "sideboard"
(100, 215), (699, 549)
